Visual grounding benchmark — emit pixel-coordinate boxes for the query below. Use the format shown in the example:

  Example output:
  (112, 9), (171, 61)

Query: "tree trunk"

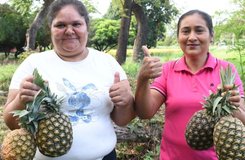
(132, 2), (148, 62)
(115, 0), (133, 65)
(26, 0), (54, 50)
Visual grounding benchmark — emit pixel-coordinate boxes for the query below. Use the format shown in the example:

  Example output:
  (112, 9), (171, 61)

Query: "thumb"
(142, 45), (151, 57)
(114, 72), (120, 84)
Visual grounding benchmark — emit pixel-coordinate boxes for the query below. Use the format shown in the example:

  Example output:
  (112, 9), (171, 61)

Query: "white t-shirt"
(10, 48), (127, 160)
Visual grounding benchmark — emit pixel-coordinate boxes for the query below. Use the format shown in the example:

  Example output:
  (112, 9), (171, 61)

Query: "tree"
(214, 0), (245, 84)
(10, 0), (97, 51)
(89, 19), (121, 52)
(116, 0), (133, 64)
(0, 3), (27, 57)
(104, 2), (121, 20)
(10, 0), (54, 50)
(26, 0), (54, 50)
(36, 21), (51, 52)
(112, 0), (178, 64)
(131, 2), (148, 61)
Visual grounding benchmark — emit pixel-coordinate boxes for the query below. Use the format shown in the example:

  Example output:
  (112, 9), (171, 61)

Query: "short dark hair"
(47, 0), (89, 29)
(177, 10), (213, 37)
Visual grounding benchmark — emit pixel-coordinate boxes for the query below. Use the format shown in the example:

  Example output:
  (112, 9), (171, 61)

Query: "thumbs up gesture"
(138, 45), (162, 82)
(109, 72), (133, 107)
(113, 72), (120, 84)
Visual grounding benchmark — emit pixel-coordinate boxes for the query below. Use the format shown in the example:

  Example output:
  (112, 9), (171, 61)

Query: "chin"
(63, 48), (79, 53)
(186, 49), (201, 54)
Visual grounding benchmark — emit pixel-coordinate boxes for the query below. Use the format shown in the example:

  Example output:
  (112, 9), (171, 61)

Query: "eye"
(196, 29), (205, 34)
(181, 29), (190, 35)
(195, 27), (206, 34)
(54, 23), (66, 29)
(72, 22), (82, 28)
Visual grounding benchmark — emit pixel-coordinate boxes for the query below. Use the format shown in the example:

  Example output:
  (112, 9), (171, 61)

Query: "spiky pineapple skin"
(1, 128), (36, 160)
(36, 113), (73, 157)
(213, 116), (245, 160)
(185, 110), (218, 150)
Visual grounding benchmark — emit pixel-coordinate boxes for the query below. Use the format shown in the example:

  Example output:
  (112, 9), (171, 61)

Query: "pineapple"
(213, 116), (245, 160)
(185, 109), (218, 150)
(1, 69), (73, 159)
(36, 113), (73, 157)
(32, 69), (73, 157)
(213, 65), (245, 159)
(1, 129), (36, 160)
(185, 64), (239, 151)
(0, 70), (46, 159)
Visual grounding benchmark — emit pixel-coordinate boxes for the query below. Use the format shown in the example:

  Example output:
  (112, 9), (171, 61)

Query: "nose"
(188, 31), (197, 41)
(65, 25), (75, 35)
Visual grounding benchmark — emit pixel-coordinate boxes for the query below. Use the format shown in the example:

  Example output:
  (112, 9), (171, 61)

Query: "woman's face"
(178, 13), (213, 57)
(51, 5), (88, 61)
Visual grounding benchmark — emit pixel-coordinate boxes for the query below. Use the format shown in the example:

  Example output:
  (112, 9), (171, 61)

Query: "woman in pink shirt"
(135, 10), (245, 160)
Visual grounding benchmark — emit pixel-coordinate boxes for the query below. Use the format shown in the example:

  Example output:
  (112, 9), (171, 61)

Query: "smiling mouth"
(187, 44), (199, 46)
(63, 38), (77, 40)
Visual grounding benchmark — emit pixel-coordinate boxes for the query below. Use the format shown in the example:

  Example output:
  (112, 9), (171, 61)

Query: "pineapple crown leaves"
(12, 68), (63, 134)
(11, 90), (46, 134)
(203, 64), (238, 119)
(220, 64), (236, 89)
(33, 68), (46, 90)
(31, 68), (63, 113)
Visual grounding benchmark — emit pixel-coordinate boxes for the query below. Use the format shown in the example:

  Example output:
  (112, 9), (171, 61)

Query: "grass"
(0, 63), (18, 91)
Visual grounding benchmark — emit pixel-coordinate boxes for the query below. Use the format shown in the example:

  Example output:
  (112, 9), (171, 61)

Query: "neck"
(55, 48), (89, 62)
(185, 53), (208, 73)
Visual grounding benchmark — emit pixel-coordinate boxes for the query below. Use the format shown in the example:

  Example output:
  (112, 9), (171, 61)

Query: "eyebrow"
(180, 25), (206, 30)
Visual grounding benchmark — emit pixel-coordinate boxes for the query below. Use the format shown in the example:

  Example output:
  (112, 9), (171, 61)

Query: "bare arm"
(135, 46), (165, 119)
(3, 76), (40, 130)
(135, 79), (165, 119)
(110, 73), (135, 126)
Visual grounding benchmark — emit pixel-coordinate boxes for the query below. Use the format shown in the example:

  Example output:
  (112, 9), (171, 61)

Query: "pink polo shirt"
(151, 53), (244, 160)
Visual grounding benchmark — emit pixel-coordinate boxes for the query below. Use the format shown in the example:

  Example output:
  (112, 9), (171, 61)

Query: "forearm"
(135, 80), (157, 119)
(3, 93), (26, 130)
(111, 95), (135, 126)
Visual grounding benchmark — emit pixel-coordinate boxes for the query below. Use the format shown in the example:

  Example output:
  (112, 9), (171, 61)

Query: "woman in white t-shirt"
(3, 0), (135, 159)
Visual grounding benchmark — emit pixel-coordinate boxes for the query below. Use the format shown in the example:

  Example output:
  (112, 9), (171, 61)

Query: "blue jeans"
(102, 149), (116, 160)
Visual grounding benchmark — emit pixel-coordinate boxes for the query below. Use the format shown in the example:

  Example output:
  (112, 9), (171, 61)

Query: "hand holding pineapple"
(3, 75), (42, 130)
(1, 69), (73, 159)
(18, 75), (41, 105)
(185, 65), (245, 159)
(214, 82), (245, 160)
(219, 72), (245, 125)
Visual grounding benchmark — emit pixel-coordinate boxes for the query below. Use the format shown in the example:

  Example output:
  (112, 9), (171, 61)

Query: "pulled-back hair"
(177, 10), (213, 37)
(47, 0), (89, 29)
